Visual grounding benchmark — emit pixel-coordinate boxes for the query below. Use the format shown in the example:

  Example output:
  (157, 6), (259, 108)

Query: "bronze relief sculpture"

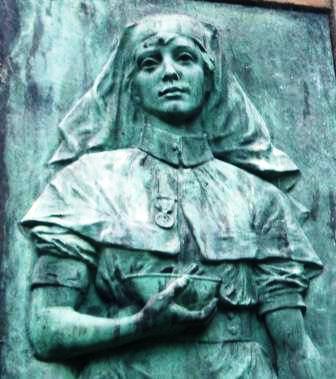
(21, 14), (323, 378)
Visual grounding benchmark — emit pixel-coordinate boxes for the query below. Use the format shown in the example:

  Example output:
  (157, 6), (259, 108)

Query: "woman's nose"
(162, 59), (180, 81)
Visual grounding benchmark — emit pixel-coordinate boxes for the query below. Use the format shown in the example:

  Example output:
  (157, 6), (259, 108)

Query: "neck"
(145, 114), (203, 136)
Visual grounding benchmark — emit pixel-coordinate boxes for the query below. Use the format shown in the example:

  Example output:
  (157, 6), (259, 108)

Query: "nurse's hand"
(114, 263), (217, 333)
(139, 274), (218, 332)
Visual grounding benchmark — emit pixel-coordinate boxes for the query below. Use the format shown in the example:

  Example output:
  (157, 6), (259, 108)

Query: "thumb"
(167, 275), (189, 297)
(155, 275), (189, 306)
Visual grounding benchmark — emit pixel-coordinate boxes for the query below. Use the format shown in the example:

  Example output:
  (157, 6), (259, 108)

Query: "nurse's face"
(133, 35), (207, 124)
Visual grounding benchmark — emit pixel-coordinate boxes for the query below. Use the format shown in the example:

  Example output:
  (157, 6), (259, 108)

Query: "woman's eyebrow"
(173, 44), (198, 53)
(135, 46), (160, 59)
(134, 41), (199, 61)
(136, 49), (161, 63)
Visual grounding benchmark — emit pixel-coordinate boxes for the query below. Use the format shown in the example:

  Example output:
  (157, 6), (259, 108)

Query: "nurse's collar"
(138, 126), (213, 167)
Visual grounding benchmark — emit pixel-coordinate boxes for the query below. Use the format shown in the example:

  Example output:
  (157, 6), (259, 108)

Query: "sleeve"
(27, 224), (95, 292)
(252, 181), (323, 271)
(254, 259), (308, 315)
(32, 254), (89, 293)
(28, 224), (97, 267)
(251, 182), (323, 315)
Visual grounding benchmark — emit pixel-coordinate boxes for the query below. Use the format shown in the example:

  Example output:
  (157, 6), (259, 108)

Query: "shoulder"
(53, 148), (144, 182)
(210, 158), (282, 196)
(67, 148), (141, 171)
(209, 158), (298, 219)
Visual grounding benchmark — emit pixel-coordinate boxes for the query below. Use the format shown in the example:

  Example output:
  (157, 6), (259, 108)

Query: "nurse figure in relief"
(21, 14), (323, 379)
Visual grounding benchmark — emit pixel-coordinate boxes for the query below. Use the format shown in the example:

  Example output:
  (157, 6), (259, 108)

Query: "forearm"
(29, 270), (217, 361)
(265, 308), (305, 351)
(265, 308), (321, 379)
(31, 306), (148, 360)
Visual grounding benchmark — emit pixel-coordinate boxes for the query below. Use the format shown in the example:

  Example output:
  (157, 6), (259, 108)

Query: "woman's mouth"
(158, 86), (188, 97)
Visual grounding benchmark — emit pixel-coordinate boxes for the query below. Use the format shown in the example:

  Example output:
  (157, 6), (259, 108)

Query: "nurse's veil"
(49, 14), (299, 192)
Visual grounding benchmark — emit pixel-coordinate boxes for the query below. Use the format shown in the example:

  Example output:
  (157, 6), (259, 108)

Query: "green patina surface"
(1, 1), (336, 378)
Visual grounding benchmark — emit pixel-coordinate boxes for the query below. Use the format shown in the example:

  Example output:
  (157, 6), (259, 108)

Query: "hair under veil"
(50, 14), (299, 192)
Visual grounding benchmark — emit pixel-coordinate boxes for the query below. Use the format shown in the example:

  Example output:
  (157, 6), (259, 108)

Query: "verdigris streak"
(21, 14), (323, 378)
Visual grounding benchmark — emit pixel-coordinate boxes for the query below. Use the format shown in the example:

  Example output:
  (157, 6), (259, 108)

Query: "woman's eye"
(177, 52), (194, 63)
(139, 58), (159, 71)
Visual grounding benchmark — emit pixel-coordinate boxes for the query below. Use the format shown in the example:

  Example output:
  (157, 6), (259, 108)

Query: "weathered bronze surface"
(19, 13), (324, 378)
(2, 2), (336, 378)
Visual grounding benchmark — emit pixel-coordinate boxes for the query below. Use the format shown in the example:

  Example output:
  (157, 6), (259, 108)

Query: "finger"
(165, 275), (189, 297)
(172, 264), (201, 276)
(169, 303), (197, 321)
(145, 275), (190, 313)
(170, 299), (218, 323)
(192, 267), (204, 276)
(198, 298), (218, 321)
(152, 275), (189, 307)
(182, 264), (204, 277)
(183, 263), (199, 275)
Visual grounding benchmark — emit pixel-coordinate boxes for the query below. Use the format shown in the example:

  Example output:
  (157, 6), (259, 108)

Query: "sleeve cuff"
(258, 292), (306, 316)
(31, 254), (89, 293)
